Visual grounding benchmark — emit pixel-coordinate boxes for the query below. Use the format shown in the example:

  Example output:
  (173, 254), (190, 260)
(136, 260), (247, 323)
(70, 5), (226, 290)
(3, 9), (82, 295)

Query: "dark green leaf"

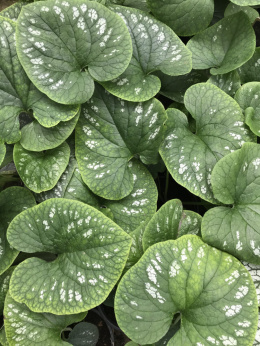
(238, 48), (260, 83)
(67, 322), (99, 346)
(224, 3), (259, 23)
(207, 70), (241, 97)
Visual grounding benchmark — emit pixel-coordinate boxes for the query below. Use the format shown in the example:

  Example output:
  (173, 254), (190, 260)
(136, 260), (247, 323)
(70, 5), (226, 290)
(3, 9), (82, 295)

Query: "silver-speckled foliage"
(0, 266), (15, 312)
(7, 199), (132, 314)
(102, 5), (192, 102)
(208, 70), (241, 97)
(202, 143), (260, 264)
(76, 85), (166, 200)
(14, 142), (70, 193)
(187, 12), (256, 75)
(147, 0), (214, 36)
(0, 187), (36, 275)
(160, 83), (254, 203)
(242, 262), (260, 305)
(115, 235), (258, 345)
(0, 2), (27, 22)
(16, 0), (132, 105)
(238, 48), (260, 83)
(4, 293), (86, 345)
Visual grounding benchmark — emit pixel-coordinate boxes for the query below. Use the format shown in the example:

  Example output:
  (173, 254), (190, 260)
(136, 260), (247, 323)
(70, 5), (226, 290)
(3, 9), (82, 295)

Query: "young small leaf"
(67, 322), (99, 346)
(207, 70), (241, 97)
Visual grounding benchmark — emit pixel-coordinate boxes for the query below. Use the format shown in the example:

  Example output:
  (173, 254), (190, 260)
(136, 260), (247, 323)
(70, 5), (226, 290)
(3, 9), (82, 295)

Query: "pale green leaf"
(67, 322), (99, 346)
(14, 142), (70, 193)
(187, 12), (256, 75)
(202, 143), (260, 264)
(0, 144), (6, 166)
(224, 3), (259, 23)
(0, 327), (8, 346)
(76, 85), (166, 200)
(238, 48), (260, 83)
(0, 1), (27, 21)
(0, 187), (36, 275)
(0, 266), (15, 312)
(230, 0), (260, 6)
(147, 0), (214, 36)
(124, 225), (145, 272)
(108, 0), (149, 11)
(207, 70), (241, 97)
(4, 293), (86, 345)
(115, 235), (258, 345)
(254, 313), (260, 345)
(102, 5), (192, 102)
(160, 83), (254, 204)
(16, 0), (132, 105)
(7, 198), (132, 314)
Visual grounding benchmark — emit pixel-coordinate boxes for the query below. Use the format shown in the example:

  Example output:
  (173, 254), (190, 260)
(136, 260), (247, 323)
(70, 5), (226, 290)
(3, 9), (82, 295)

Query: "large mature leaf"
(146, 0), (214, 36)
(115, 235), (258, 345)
(76, 85), (166, 200)
(187, 12), (256, 75)
(160, 83), (254, 203)
(0, 266), (15, 312)
(20, 111), (80, 151)
(242, 262), (260, 305)
(0, 17), (79, 144)
(14, 142), (70, 193)
(4, 293), (86, 345)
(142, 199), (201, 251)
(207, 70), (241, 97)
(235, 82), (260, 136)
(102, 5), (192, 102)
(7, 199), (132, 314)
(202, 143), (260, 264)
(0, 144), (6, 166)
(16, 0), (132, 105)
(224, 3), (259, 23)
(238, 48), (260, 83)
(0, 1), (27, 21)
(0, 187), (36, 275)
(67, 322), (99, 346)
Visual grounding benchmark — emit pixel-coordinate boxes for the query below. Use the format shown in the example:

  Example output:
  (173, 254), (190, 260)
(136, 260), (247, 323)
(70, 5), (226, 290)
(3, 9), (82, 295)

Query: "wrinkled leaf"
(115, 235), (258, 345)
(187, 12), (256, 75)
(7, 198), (132, 314)
(16, 0), (132, 105)
(207, 70), (241, 97)
(202, 143), (260, 264)
(67, 322), (99, 346)
(238, 48), (260, 83)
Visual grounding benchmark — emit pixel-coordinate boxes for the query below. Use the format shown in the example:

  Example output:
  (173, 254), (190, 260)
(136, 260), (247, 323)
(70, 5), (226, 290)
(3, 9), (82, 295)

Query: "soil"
(0, 0), (17, 12)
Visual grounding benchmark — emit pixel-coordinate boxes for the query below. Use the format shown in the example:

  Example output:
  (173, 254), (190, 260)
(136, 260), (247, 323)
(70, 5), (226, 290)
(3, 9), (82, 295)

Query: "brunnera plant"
(0, 0), (260, 345)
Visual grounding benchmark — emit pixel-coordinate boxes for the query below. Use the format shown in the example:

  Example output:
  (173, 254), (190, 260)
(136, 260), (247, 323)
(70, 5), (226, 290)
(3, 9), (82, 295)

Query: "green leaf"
(207, 70), (241, 97)
(16, 0), (132, 105)
(7, 198), (132, 314)
(224, 3), (259, 23)
(0, 327), (8, 346)
(160, 83), (254, 204)
(0, 1), (27, 21)
(254, 313), (260, 345)
(202, 143), (260, 264)
(0, 145), (13, 170)
(102, 5), (192, 102)
(0, 266), (15, 312)
(187, 12), (256, 75)
(67, 322), (99, 346)
(76, 85), (166, 200)
(235, 82), (260, 136)
(20, 111), (80, 152)
(230, 0), (260, 5)
(4, 292), (86, 345)
(0, 144), (6, 166)
(0, 187), (36, 275)
(238, 48), (260, 83)
(142, 199), (201, 251)
(115, 235), (258, 345)
(157, 70), (209, 103)
(125, 225), (145, 272)
(147, 0), (214, 36)
(242, 262), (260, 305)
(14, 142), (70, 193)
(108, 0), (149, 11)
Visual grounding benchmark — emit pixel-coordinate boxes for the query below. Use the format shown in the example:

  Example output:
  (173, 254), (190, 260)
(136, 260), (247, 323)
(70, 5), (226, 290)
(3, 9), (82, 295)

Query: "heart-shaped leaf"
(242, 262), (260, 305)
(0, 17), (79, 144)
(0, 1), (27, 21)
(160, 83), (254, 203)
(7, 198), (132, 314)
(146, 0), (214, 36)
(115, 235), (258, 345)
(187, 12), (256, 75)
(76, 84), (166, 200)
(142, 199), (202, 251)
(224, 3), (259, 23)
(207, 70), (241, 97)
(67, 322), (99, 346)
(0, 144), (6, 166)
(16, 0), (132, 105)
(14, 142), (70, 193)
(4, 292), (86, 345)
(102, 5), (192, 102)
(235, 82), (260, 136)
(20, 111), (80, 151)
(202, 143), (260, 264)
(0, 266), (15, 312)
(238, 48), (260, 83)
(0, 187), (36, 275)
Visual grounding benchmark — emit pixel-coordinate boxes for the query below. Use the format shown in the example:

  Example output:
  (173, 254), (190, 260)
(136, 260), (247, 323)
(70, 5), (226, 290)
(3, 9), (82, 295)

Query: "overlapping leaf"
(76, 84), (166, 200)
(208, 70), (241, 97)
(242, 262), (260, 305)
(14, 142), (70, 193)
(16, 0), (132, 105)
(0, 187), (36, 275)
(7, 198), (132, 314)
(160, 83), (254, 203)
(238, 48), (260, 83)
(224, 3), (259, 23)
(230, 0), (260, 5)
(147, 0), (214, 36)
(187, 12), (256, 75)
(4, 293), (86, 345)
(202, 143), (260, 264)
(0, 266), (15, 312)
(0, 1), (27, 21)
(102, 5), (192, 101)
(115, 235), (258, 345)
(67, 322), (99, 346)
(108, 0), (149, 11)
(0, 144), (6, 166)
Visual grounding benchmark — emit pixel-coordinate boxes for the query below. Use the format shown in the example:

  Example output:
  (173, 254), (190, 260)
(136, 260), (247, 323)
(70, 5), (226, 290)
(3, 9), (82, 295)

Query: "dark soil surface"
(0, 0), (16, 12)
